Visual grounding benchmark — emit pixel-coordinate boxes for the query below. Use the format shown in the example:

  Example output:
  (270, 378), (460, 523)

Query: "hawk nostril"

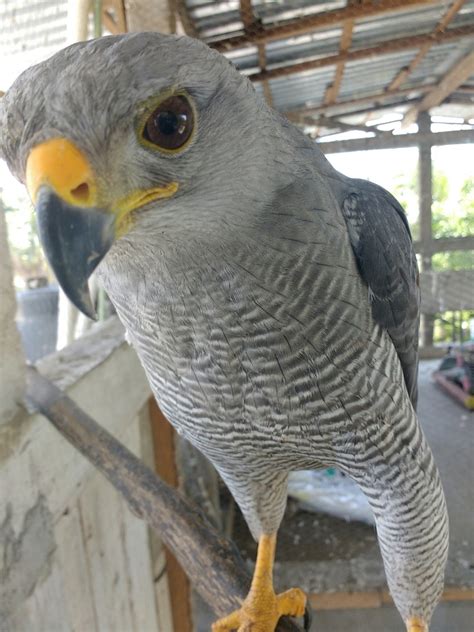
(70, 182), (90, 204)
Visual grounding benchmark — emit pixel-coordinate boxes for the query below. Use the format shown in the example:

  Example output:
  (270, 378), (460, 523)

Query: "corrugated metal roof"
(1, 0), (473, 131)
(406, 39), (474, 85)
(187, 0), (347, 40)
(187, 0), (474, 127)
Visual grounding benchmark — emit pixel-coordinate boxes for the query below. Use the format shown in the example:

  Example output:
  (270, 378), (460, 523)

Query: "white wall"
(0, 318), (174, 631)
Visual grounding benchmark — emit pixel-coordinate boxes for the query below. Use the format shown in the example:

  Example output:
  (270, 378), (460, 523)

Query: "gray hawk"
(0, 33), (448, 632)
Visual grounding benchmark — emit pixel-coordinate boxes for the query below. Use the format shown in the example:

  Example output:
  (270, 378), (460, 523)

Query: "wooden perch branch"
(24, 366), (303, 632)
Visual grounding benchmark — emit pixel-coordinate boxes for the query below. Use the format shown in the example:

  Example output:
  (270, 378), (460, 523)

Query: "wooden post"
(126, 0), (175, 33)
(0, 202), (25, 424)
(67, 0), (90, 43)
(149, 399), (193, 632)
(418, 112), (434, 347)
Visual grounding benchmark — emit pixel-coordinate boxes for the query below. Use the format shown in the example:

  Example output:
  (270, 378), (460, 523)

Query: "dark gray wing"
(338, 179), (420, 408)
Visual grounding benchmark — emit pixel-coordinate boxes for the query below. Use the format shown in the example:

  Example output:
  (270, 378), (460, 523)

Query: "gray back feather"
(333, 178), (420, 408)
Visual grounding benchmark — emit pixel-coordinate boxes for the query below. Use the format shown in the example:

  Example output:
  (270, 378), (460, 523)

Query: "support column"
(58, 0), (94, 349)
(418, 112), (434, 347)
(0, 202), (26, 424)
(67, 0), (90, 43)
(126, 0), (175, 32)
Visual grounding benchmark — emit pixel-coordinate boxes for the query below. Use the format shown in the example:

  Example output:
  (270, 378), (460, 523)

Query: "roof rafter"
(240, 0), (273, 105)
(102, 0), (127, 34)
(248, 25), (474, 82)
(284, 84), (435, 120)
(388, 0), (467, 92)
(315, 98), (422, 119)
(310, 114), (393, 137)
(171, 0), (199, 37)
(212, 0), (439, 52)
(324, 0), (375, 105)
(318, 128), (474, 153)
(323, 17), (354, 105)
(403, 49), (474, 126)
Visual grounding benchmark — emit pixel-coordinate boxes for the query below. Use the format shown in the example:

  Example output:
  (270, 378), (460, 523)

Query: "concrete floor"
(417, 360), (474, 584)
(195, 361), (474, 630)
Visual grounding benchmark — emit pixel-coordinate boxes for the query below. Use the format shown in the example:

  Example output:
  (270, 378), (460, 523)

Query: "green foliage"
(391, 166), (473, 345)
(431, 173), (473, 270)
(393, 167), (473, 270)
(391, 170), (419, 240)
(432, 173), (474, 241)
(434, 310), (474, 345)
(461, 176), (474, 197)
(432, 170), (449, 204)
(432, 250), (474, 271)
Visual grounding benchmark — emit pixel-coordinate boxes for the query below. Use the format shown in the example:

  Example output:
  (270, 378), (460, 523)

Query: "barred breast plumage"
(100, 148), (448, 625)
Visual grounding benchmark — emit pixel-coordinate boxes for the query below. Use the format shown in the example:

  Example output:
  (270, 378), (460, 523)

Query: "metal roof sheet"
(1, 0), (473, 130)
(192, 0), (474, 126)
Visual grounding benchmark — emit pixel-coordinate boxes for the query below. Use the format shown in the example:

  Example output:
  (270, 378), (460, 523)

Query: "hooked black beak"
(36, 186), (115, 319)
(27, 137), (178, 319)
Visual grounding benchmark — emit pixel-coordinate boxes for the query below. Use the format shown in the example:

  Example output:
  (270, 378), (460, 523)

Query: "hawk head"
(1, 33), (278, 316)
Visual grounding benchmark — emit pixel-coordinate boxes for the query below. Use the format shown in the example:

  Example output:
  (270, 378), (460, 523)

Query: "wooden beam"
(285, 84), (435, 121)
(239, 0), (254, 30)
(258, 44), (274, 105)
(414, 235), (474, 254)
(417, 112), (435, 346)
(67, 0), (90, 42)
(457, 84), (474, 94)
(388, 0), (467, 91)
(418, 112), (433, 271)
(25, 367), (303, 632)
(248, 25), (474, 82)
(102, 0), (127, 34)
(403, 49), (474, 126)
(171, 0), (199, 37)
(125, 2), (175, 39)
(309, 588), (474, 611)
(317, 98), (424, 120)
(307, 114), (392, 137)
(240, 1), (273, 105)
(317, 128), (474, 153)
(149, 399), (193, 632)
(324, 18), (354, 105)
(212, 0), (439, 51)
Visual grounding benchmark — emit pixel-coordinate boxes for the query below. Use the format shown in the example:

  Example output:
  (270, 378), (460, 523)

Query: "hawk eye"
(143, 95), (194, 151)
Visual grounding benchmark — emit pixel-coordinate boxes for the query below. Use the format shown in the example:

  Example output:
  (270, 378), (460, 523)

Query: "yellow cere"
(26, 138), (98, 206)
(26, 136), (179, 238)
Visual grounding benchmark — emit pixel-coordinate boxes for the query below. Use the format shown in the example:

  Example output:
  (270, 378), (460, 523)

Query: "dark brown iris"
(143, 95), (194, 151)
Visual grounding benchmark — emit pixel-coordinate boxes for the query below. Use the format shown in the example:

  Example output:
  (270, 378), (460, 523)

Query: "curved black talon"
(304, 600), (313, 631)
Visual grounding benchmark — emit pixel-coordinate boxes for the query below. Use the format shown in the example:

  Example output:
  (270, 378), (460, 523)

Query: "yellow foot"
(212, 533), (306, 632)
(406, 617), (428, 632)
(212, 587), (306, 632)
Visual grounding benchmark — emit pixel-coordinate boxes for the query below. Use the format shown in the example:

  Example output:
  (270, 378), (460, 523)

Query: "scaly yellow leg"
(406, 616), (428, 632)
(212, 534), (306, 632)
